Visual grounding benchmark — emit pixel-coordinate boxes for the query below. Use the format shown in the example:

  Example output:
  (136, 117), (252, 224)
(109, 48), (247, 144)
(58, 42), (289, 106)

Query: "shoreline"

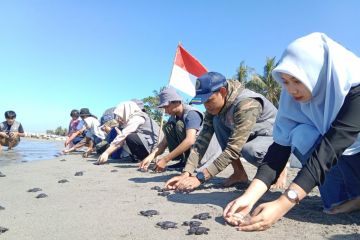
(0, 154), (359, 240)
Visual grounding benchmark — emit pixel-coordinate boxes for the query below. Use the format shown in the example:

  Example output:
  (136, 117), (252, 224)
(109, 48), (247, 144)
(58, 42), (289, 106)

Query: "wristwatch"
(195, 172), (206, 184)
(284, 189), (300, 204)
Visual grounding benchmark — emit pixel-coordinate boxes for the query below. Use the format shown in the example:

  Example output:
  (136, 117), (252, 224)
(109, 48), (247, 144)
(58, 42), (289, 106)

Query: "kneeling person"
(139, 87), (203, 172)
(97, 101), (160, 164)
(166, 72), (285, 191)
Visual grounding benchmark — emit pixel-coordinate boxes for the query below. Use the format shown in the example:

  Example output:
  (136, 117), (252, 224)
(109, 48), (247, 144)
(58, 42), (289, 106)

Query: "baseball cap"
(190, 72), (227, 104)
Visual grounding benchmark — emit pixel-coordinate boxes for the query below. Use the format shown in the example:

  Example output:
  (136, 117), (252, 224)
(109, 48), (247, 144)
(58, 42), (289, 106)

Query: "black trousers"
(125, 133), (150, 160)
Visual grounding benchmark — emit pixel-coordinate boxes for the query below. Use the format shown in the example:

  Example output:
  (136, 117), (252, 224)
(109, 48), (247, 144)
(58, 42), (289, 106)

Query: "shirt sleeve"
(183, 112), (215, 174)
(184, 110), (202, 131)
(111, 116), (145, 146)
(254, 142), (291, 187)
(293, 85), (360, 193)
(206, 98), (262, 177)
(76, 120), (85, 131)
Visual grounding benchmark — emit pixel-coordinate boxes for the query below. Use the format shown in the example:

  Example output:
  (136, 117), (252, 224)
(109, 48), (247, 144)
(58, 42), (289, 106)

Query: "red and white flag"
(168, 45), (207, 97)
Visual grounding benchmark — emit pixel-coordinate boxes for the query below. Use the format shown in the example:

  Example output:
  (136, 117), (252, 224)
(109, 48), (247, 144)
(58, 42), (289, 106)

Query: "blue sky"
(1, 0), (360, 133)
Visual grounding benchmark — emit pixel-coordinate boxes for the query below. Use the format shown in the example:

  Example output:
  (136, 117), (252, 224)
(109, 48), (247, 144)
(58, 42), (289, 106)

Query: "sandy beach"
(0, 154), (359, 240)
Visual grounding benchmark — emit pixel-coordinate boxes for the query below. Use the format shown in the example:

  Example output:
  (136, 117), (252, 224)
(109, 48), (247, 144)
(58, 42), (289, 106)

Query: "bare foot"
(271, 168), (287, 189)
(326, 197), (360, 214)
(223, 173), (249, 187)
(223, 159), (249, 187)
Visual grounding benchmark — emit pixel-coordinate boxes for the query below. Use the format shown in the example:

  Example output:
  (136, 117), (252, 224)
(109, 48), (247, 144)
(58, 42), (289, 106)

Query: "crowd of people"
(1, 32), (360, 231)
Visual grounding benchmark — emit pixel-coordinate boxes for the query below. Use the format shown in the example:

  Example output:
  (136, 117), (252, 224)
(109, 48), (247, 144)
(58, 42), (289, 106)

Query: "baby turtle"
(188, 226), (210, 235)
(139, 210), (159, 217)
(74, 171), (83, 176)
(58, 179), (69, 183)
(60, 159), (66, 162)
(182, 220), (202, 227)
(0, 205), (5, 210)
(158, 191), (170, 197)
(110, 169), (118, 173)
(0, 172), (6, 177)
(232, 213), (251, 224)
(27, 188), (42, 192)
(193, 212), (211, 220)
(151, 186), (162, 191)
(21, 160), (28, 163)
(36, 193), (48, 199)
(0, 226), (9, 234)
(156, 221), (177, 229)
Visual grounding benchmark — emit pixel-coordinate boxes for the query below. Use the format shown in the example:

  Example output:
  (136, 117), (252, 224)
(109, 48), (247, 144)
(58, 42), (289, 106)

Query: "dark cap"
(190, 72), (227, 104)
(79, 108), (92, 117)
(158, 87), (183, 108)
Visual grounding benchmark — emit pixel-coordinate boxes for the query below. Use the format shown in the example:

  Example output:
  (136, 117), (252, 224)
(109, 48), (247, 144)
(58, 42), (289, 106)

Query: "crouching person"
(139, 87), (207, 172)
(166, 72), (286, 191)
(0, 111), (25, 152)
(96, 101), (160, 165)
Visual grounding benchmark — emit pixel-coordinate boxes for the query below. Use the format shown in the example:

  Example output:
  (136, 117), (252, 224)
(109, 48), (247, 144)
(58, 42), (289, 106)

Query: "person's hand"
(165, 172), (190, 190)
(64, 138), (71, 147)
(138, 155), (154, 171)
(0, 132), (8, 138)
(8, 132), (17, 138)
(176, 176), (201, 192)
(154, 158), (168, 172)
(238, 198), (292, 231)
(96, 152), (109, 165)
(223, 195), (254, 226)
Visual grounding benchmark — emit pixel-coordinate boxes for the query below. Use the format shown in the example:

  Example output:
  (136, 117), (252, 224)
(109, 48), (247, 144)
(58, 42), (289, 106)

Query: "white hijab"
(113, 101), (142, 124)
(272, 32), (360, 158)
(83, 116), (106, 139)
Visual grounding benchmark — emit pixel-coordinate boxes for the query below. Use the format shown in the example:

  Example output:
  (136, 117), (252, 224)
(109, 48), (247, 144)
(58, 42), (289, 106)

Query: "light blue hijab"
(272, 32), (360, 160)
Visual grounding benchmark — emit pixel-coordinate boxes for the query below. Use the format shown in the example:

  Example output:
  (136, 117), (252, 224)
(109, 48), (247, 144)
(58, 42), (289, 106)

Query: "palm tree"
(235, 61), (255, 84)
(245, 57), (281, 107)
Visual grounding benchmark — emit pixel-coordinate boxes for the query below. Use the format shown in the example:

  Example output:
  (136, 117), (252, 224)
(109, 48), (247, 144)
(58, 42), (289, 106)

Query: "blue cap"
(190, 72), (227, 104)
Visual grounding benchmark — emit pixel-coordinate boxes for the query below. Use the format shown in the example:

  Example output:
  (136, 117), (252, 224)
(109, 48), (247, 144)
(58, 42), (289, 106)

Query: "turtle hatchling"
(74, 171), (83, 176)
(188, 226), (210, 235)
(58, 179), (69, 183)
(139, 210), (159, 217)
(36, 193), (48, 199)
(0, 206), (5, 211)
(193, 212), (211, 220)
(156, 221), (177, 229)
(0, 226), (9, 234)
(151, 186), (162, 191)
(158, 191), (170, 197)
(27, 188), (42, 192)
(182, 220), (202, 227)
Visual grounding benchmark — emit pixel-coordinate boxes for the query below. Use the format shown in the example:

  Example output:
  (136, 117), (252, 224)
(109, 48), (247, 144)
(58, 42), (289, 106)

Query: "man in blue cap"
(139, 86), (205, 171)
(165, 72), (287, 190)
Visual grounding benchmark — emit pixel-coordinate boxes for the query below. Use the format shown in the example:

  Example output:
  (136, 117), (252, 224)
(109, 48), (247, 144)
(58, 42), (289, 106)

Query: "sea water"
(0, 138), (63, 167)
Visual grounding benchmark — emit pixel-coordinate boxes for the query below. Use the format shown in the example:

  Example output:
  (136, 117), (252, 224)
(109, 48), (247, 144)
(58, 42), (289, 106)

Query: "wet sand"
(0, 154), (359, 240)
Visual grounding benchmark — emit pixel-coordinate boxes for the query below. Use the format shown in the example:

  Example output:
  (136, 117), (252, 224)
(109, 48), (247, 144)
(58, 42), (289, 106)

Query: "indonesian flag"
(168, 45), (208, 97)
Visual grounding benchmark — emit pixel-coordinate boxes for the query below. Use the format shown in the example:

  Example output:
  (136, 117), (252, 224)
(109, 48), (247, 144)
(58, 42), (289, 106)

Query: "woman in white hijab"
(223, 33), (360, 231)
(96, 101), (160, 164)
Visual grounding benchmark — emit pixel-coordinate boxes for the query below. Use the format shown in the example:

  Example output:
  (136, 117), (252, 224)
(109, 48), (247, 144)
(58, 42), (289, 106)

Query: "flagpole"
(157, 42), (181, 143)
